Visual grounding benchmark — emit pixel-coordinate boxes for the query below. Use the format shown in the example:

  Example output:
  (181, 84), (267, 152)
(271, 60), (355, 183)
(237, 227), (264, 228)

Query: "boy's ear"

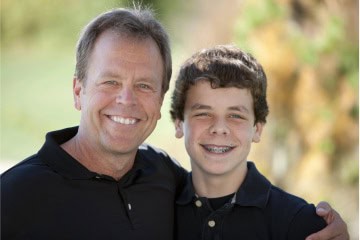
(252, 122), (264, 143)
(175, 119), (184, 139)
(73, 77), (82, 111)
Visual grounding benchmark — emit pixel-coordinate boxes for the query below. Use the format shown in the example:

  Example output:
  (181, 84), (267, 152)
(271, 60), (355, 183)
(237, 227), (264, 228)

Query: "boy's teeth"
(110, 116), (136, 125)
(204, 145), (232, 153)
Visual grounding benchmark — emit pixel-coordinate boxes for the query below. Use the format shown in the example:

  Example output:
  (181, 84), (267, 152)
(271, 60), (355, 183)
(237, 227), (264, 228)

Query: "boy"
(171, 45), (329, 239)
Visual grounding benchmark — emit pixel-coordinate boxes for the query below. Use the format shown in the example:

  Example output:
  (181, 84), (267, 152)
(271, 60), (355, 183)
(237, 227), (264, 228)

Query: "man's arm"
(305, 201), (349, 240)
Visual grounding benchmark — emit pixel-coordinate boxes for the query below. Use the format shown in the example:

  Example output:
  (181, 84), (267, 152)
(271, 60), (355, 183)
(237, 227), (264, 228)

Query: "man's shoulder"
(1, 154), (53, 187)
(139, 143), (182, 167)
(138, 144), (188, 184)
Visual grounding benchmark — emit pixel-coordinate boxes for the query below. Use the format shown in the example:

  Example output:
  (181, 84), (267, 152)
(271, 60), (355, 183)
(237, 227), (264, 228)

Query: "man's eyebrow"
(99, 71), (157, 83)
(99, 71), (122, 79)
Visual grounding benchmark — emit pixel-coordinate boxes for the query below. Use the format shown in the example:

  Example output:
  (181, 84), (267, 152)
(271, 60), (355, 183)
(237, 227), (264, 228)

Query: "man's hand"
(305, 201), (349, 240)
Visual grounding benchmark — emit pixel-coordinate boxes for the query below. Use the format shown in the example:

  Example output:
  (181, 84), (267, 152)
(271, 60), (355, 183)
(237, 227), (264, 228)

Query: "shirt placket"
(194, 197), (234, 240)
(92, 174), (138, 229)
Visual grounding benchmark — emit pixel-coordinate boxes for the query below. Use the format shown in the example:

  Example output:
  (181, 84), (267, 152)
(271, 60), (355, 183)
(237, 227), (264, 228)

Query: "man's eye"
(104, 81), (118, 85)
(139, 83), (150, 89)
(137, 83), (154, 91)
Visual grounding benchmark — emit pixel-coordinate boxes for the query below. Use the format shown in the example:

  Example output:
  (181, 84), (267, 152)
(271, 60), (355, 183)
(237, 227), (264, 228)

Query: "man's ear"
(174, 119), (184, 139)
(252, 122), (264, 143)
(73, 77), (83, 111)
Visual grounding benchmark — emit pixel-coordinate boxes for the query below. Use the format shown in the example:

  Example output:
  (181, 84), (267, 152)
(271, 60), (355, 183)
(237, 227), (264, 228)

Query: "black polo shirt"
(1, 127), (187, 240)
(176, 161), (327, 240)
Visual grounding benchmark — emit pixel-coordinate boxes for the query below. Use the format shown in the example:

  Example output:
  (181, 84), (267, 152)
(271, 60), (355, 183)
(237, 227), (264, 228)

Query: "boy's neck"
(191, 162), (248, 198)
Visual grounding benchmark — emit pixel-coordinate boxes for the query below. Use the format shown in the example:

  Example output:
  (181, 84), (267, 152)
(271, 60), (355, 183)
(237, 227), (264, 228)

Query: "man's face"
(175, 80), (263, 177)
(73, 30), (164, 158)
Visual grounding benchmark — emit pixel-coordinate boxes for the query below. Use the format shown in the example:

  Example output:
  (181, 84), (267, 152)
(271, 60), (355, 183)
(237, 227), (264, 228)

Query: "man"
(170, 45), (349, 240)
(1, 6), (348, 240)
(2, 7), (185, 240)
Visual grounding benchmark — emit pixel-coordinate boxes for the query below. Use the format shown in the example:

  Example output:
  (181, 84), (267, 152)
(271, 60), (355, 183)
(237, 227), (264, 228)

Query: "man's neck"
(61, 135), (136, 181)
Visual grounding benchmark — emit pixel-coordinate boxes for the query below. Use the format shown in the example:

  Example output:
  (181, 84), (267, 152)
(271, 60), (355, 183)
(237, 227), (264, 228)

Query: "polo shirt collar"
(235, 161), (271, 209)
(176, 161), (271, 209)
(38, 126), (147, 181)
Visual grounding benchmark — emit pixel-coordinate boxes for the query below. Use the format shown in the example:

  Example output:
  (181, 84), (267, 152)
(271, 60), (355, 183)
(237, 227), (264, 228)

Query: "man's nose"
(116, 85), (137, 105)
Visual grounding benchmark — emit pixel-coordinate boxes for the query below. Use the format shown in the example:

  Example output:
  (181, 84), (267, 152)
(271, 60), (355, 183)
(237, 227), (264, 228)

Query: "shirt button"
(208, 220), (216, 227)
(195, 200), (202, 207)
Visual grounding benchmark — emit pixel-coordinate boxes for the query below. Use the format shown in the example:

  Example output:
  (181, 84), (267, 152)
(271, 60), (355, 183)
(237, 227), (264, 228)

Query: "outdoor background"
(1, 0), (359, 238)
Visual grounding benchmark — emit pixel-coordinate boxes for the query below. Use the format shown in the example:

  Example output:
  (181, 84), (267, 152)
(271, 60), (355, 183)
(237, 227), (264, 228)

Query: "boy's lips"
(200, 144), (235, 153)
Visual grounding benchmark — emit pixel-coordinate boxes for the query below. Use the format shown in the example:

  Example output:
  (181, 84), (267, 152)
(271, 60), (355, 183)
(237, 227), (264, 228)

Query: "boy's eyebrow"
(190, 103), (211, 110)
(190, 103), (250, 113)
(228, 106), (250, 113)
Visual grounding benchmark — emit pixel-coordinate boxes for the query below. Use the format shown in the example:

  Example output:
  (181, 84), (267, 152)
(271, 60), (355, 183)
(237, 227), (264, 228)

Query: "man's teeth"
(110, 116), (137, 125)
(204, 145), (232, 153)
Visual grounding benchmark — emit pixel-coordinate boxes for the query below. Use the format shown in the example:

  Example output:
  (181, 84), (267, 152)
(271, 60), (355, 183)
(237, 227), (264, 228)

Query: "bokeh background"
(1, 0), (358, 238)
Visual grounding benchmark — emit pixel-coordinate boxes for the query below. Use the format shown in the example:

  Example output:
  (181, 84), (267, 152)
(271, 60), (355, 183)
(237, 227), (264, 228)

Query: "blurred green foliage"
(234, 0), (286, 51)
(1, 0), (181, 51)
(2, 0), (119, 50)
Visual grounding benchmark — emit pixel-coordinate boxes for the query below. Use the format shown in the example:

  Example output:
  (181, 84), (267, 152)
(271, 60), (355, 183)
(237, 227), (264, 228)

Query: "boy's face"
(175, 80), (263, 177)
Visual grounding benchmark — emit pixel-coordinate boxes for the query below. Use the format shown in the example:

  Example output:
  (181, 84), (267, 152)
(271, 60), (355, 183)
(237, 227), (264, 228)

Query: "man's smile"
(108, 115), (138, 125)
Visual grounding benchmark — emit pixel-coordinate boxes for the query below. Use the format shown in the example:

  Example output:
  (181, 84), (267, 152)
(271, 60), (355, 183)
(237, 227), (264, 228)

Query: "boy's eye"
(229, 114), (244, 119)
(194, 112), (210, 117)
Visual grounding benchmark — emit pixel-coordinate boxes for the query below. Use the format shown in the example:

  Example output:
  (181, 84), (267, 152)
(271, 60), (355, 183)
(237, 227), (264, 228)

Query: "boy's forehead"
(187, 80), (252, 97)
(185, 81), (254, 108)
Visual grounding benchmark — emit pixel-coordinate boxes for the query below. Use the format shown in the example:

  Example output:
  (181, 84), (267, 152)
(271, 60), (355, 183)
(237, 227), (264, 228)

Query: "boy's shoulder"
(268, 184), (309, 211)
(263, 176), (326, 239)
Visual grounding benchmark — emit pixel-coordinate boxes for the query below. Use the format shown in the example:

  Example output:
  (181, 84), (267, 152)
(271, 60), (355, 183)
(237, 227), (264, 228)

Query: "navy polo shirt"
(176, 161), (326, 240)
(1, 127), (187, 240)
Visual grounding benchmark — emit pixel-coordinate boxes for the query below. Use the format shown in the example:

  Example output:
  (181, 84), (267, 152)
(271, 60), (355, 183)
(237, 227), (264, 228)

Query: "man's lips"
(108, 115), (138, 125)
(201, 144), (235, 153)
